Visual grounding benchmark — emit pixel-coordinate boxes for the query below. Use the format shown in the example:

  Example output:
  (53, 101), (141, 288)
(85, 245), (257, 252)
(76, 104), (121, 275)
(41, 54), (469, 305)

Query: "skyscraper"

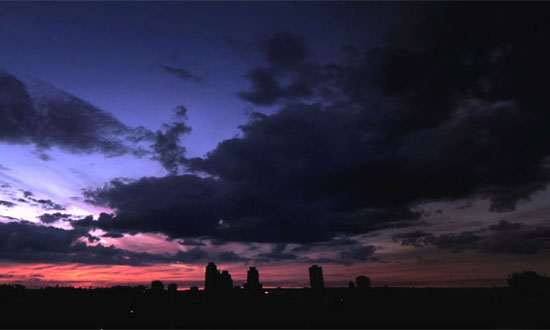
(205, 262), (220, 292)
(220, 270), (233, 290)
(309, 265), (325, 290)
(205, 262), (234, 293)
(151, 280), (165, 293)
(167, 283), (178, 294)
(356, 275), (371, 289)
(244, 267), (262, 291)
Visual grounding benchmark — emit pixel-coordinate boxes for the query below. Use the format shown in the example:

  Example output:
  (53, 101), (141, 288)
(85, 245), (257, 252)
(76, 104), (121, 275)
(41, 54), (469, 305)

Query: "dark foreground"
(0, 285), (549, 328)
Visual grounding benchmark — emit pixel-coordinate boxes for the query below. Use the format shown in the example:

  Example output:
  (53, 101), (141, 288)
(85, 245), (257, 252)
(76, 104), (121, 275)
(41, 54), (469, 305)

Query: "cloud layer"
(394, 220), (550, 255)
(0, 220), (211, 266)
(0, 72), (155, 158)
(3, 4), (550, 271)
(84, 5), (550, 250)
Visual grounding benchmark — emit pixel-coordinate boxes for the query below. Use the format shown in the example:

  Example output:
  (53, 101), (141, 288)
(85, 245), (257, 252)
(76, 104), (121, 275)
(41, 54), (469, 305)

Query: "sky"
(0, 2), (550, 289)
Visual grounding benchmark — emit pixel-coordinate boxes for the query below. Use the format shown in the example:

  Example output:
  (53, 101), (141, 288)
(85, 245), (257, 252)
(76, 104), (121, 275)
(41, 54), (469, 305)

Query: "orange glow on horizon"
(2, 256), (548, 289)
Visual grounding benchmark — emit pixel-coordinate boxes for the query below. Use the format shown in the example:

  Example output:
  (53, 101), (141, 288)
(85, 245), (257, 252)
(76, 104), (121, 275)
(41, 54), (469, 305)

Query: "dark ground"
(0, 285), (549, 328)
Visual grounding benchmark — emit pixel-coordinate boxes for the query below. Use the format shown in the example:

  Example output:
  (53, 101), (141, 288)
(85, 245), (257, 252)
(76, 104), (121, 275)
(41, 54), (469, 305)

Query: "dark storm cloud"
(38, 212), (72, 224)
(393, 230), (486, 253)
(481, 220), (550, 254)
(14, 193), (65, 211)
(250, 242), (377, 265)
(237, 33), (317, 106)
(238, 68), (315, 106)
(338, 245), (377, 264)
(34, 199), (65, 211)
(171, 248), (209, 263)
(0, 220), (210, 266)
(0, 71), (35, 144)
(392, 231), (436, 247)
(102, 231), (124, 238)
(257, 244), (298, 261)
(238, 69), (283, 106)
(177, 238), (206, 247)
(234, 4), (550, 213)
(0, 200), (16, 208)
(0, 215), (22, 222)
(292, 237), (358, 253)
(69, 214), (97, 229)
(161, 65), (202, 82)
(297, 245), (379, 266)
(323, 237), (358, 247)
(84, 169), (417, 244)
(395, 220), (550, 255)
(86, 5), (550, 248)
(488, 219), (522, 232)
(0, 220), (104, 263)
(0, 71), (154, 158)
(34, 150), (52, 161)
(152, 106), (192, 175)
(393, 230), (486, 252)
(0, 70), (195, 173)
(84, 175), (231, 239)
(218, 251), (249, 263)
(431, 232), (485, 252)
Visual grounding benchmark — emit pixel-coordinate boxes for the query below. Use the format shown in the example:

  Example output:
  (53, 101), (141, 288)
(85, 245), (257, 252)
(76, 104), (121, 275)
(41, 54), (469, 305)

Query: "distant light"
(264, 291), (269, 294)
(218, 219), (230, 228)
(130, 309), (134, 313)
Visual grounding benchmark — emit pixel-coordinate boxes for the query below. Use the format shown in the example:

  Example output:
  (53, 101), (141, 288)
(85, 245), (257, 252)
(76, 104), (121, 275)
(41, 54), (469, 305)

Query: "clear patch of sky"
(0, 1), (392, 158)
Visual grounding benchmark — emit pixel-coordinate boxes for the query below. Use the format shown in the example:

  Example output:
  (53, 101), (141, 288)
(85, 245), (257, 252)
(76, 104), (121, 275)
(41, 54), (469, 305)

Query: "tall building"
(151, 280), (165, 298)
(205, 262), (220, 292)
(244, 267), (262, 291)
(309, 265), (325, 290)
(356, 275), (371, 289)
(167, 283), (178, 294)
(204, 262), (234, 292)
(220, 270), (233, 290)
(151, 280), (165, 292)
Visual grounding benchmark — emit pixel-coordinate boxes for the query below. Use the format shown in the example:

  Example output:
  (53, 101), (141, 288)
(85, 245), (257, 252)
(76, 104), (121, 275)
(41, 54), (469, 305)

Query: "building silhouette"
(356, 275), (371, 289)
(205, 262), (220, 292)
(167, 283), (178, 294)
(309, 265), (325, 290)
(243, 267), (262, 292)
(204, 262), (234, 293)
(220, 270), (233, 290)
(150, 280), (165, 299)
(151, 280), (165, 292)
